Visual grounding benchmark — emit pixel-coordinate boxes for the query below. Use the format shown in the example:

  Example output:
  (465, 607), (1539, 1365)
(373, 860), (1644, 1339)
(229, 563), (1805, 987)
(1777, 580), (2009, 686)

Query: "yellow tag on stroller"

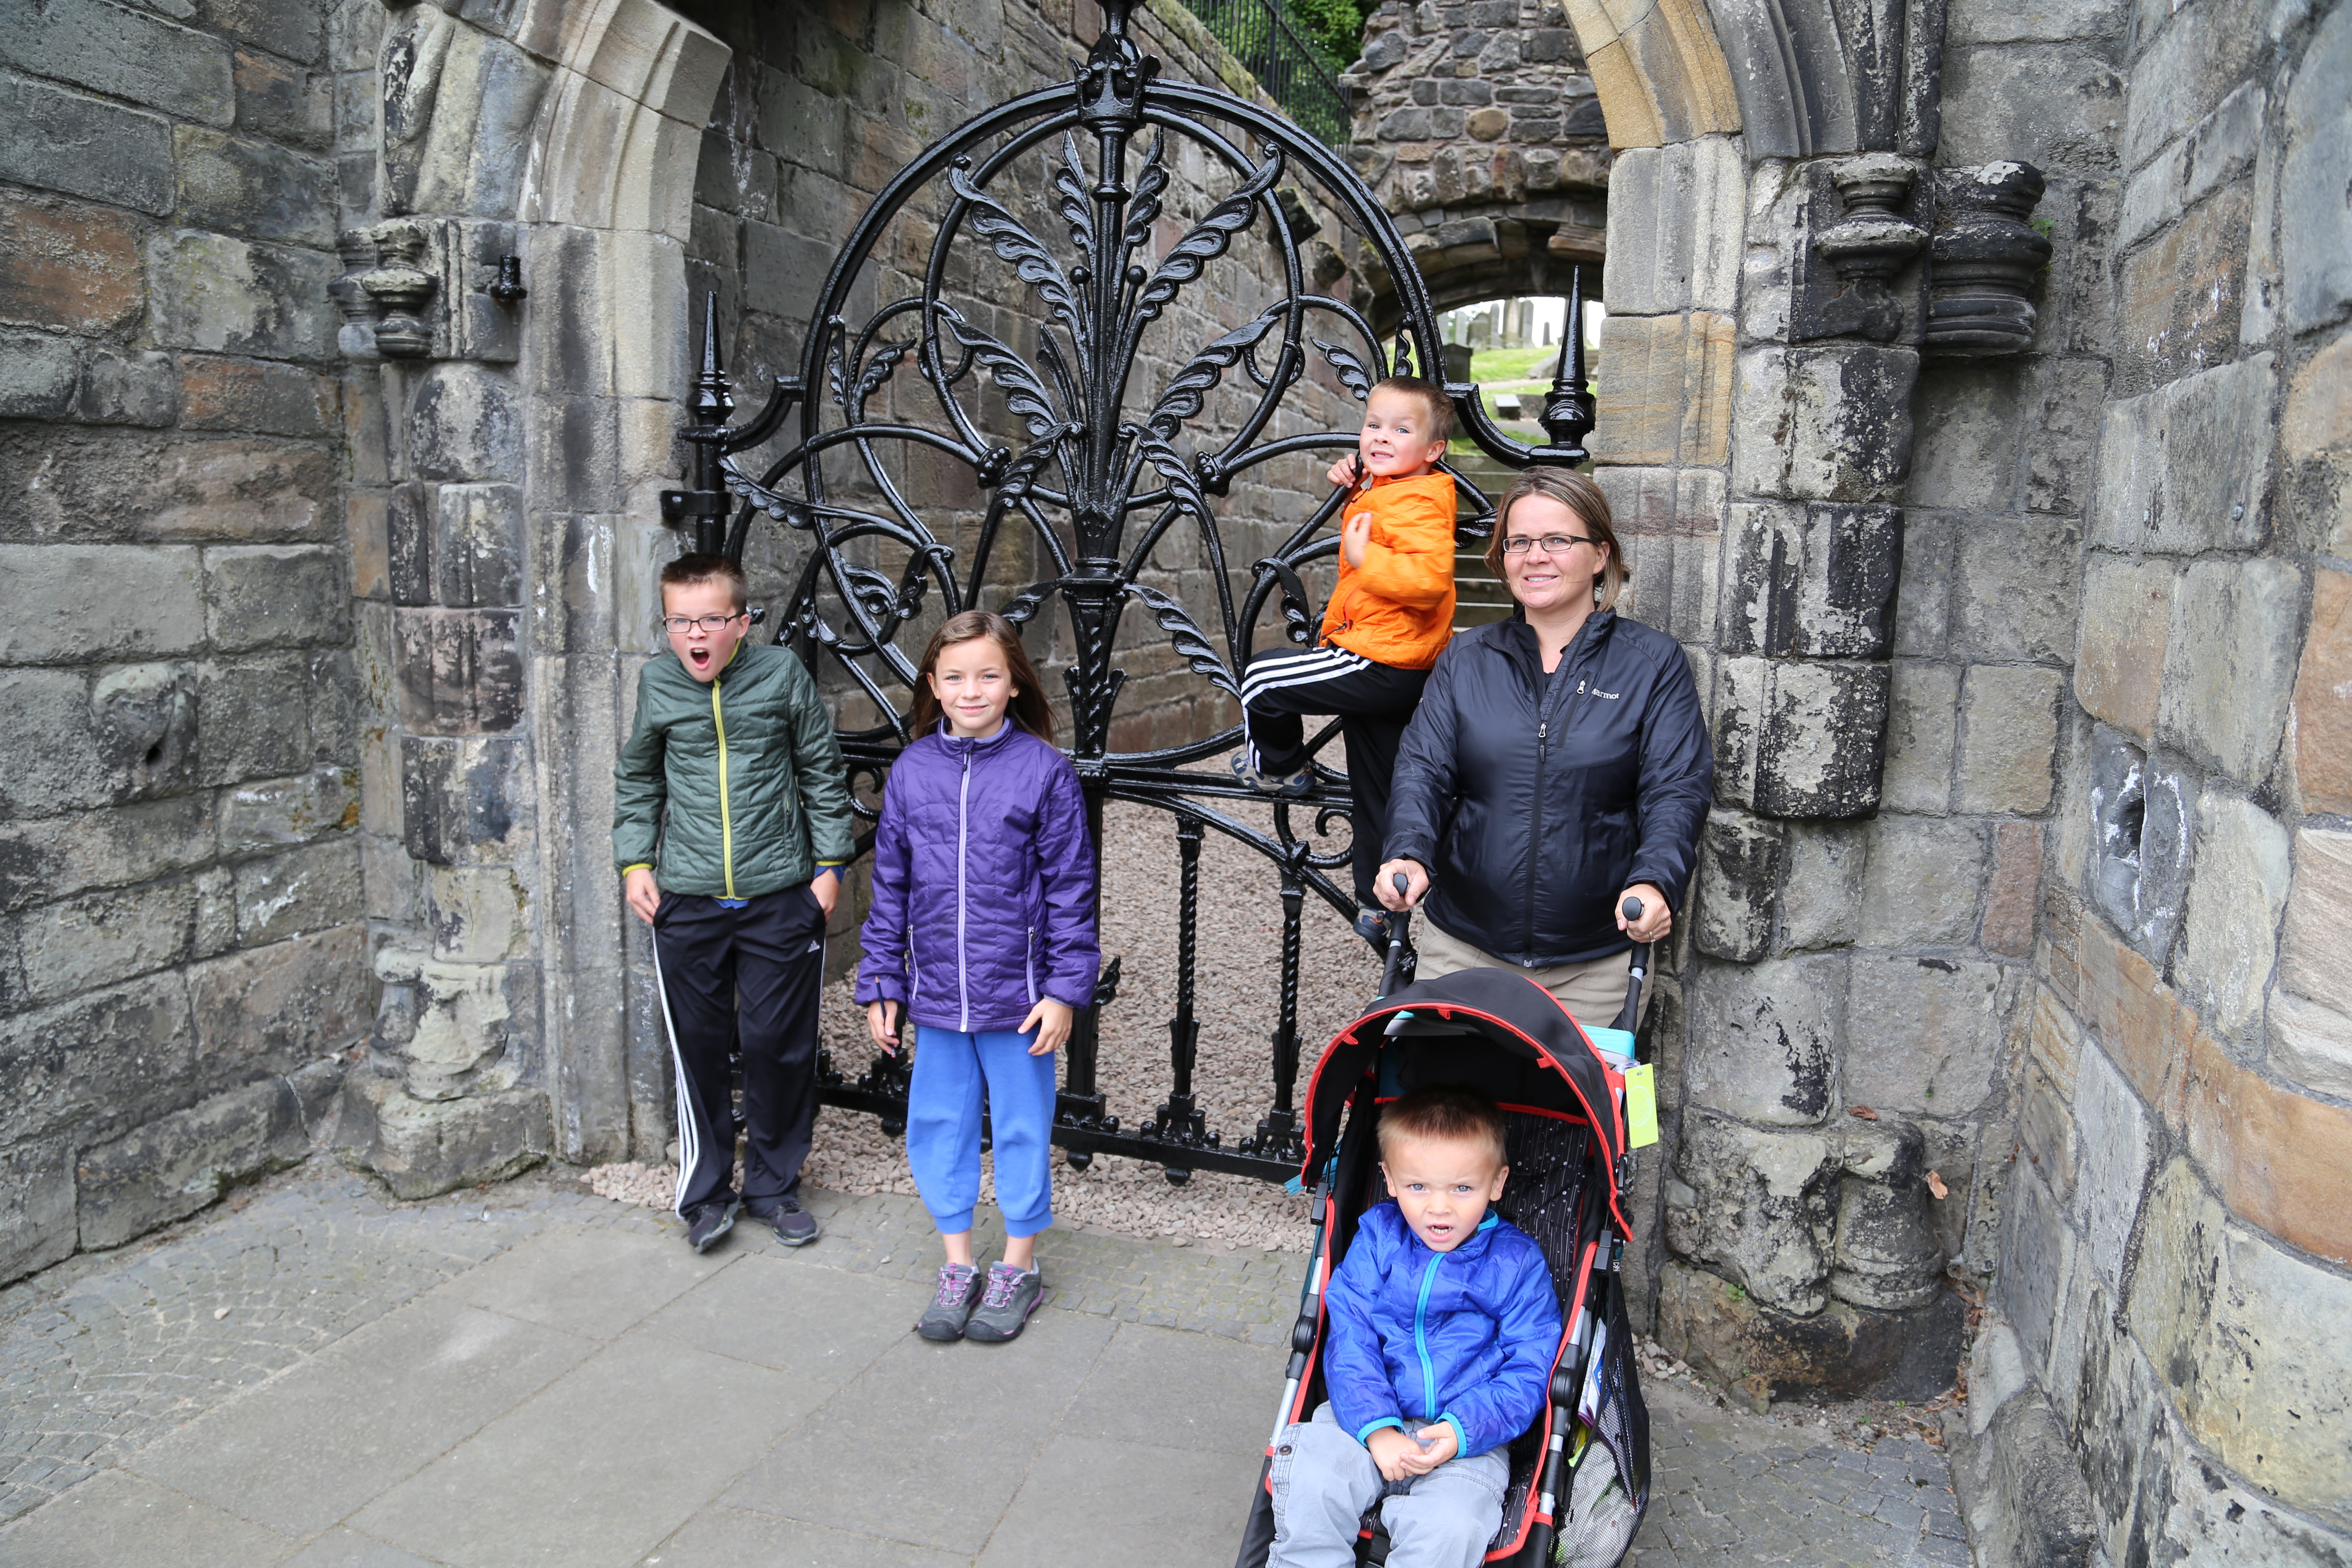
(1622, 1064), (1659, 1148)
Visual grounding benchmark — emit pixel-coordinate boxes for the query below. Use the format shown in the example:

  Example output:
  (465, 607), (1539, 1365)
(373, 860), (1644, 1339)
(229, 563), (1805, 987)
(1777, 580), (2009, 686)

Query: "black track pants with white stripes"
(1238, 645), (1429, 908)
(651, 884), (827, 1218)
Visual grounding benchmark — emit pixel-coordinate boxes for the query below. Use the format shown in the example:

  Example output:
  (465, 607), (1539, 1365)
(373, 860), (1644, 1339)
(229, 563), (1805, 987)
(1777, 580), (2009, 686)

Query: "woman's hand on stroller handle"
(1376, 859), (1429, 911)
(1616, 883), (1670, 942)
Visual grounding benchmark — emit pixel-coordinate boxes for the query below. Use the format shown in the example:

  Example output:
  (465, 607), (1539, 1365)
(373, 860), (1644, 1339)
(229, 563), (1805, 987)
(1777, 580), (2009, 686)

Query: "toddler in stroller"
(1237, 943), (1654, 1568)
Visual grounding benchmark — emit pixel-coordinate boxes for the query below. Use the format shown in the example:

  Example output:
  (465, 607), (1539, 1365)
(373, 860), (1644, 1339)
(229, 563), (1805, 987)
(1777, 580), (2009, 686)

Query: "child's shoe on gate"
(918, 1262), (985, 1341)
(962, 1262), (1043, 1342)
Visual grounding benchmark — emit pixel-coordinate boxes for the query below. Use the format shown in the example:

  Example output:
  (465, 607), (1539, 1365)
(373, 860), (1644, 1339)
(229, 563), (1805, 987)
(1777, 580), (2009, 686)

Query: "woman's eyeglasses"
(660, 612), (744, 633)
(1499, 533), (1597, 556)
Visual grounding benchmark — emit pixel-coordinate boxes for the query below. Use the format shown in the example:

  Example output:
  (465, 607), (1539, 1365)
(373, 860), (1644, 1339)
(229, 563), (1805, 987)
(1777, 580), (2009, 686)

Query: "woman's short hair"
(1377, 1084), (1508, 1169)
(1483, 467), (1629, 613)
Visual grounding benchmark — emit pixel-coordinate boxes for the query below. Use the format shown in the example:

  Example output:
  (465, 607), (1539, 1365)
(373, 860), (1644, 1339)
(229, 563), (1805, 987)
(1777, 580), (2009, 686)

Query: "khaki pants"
(1411, 918), (1638, 1035)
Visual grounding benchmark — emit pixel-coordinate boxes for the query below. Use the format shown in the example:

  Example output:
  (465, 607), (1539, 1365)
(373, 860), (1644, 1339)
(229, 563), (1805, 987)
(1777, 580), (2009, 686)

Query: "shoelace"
(933, 1265), (977, 1306)
(981, 1266), (1026, 1308)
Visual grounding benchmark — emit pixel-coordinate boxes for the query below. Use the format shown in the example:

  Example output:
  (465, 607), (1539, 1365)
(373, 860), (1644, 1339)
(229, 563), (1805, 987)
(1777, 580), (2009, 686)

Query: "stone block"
(179, 355), (334, 436)
(0, 73), (174, 213)
(1777, 822), (1866, 949)
(0, 543), (204, 665)
(2119, 186), (2250, 389)
(195, 652), (309, 786)
(406, 363), (523, 484)
(186, 925), (367, 1079)
(2281, 4), (2352, 334)
(336, 1074), (548, 1200)
(1682, 954), (1842, 1126)
(2068, 913), (2191, 1112)
(2092, 354), (2272, 554)
(0, 662), (197, 816)
(1692, 810), (1782, 962)
(2073, 555), (2173, 738)
(394, 608), (525, 734)
(434, 483), (524, 607)
(2291, 568), (2352, 816)
(0, 190), (142, 331)
(1892, 512), (1950, 657)
(1830, 1121), (1946, 1311)
(1937, 43), (2120, 173)
(1713, 656), (1892, 820)
(372, 947), (538, 1101)
(2157, 556), (2301, 784)
(75, 347), (177, 426)
(0, 326), (77, 418)
(1949, 1384), (2101, 1568)
(1652, 1259), (1967, 1400)
(130, 434), (337, 544)
(400, 735), (530, 865)
(1586, 311), (1733, 468)
(172, 126), (334, 247)
(2001, 1164), (2073, 1372)
(1955, 665), (2061, 814)
(2128, 1158), (2352, 1519)
(1879, 660), (1957, 813)
(233, 46), (330, 150)
(0, 1136), (74, 1284)
(1908, 364), (2020, 514)
(74, 1074), (307, 1250)
(2019, 1063), (2076, 1206)
(218, 766), (357, 854)
(1599, 139), (1742, 315)
(232, 839), (361, 946)
(2023, 357), (2108, 516)
(1846, 957), (2013, 1117)
(2179, 1023), (2352, 1267)
(145, 230), (337, 359)
(1983, 821), (2042, 957)
(2268, 990), (2352, 1101)
(1860, 817), (1984, 946)
(2087, 729), (2198, 962)
(346, 492), (388, 601)
(0, 0), (233, 123)
(1666, 1109), (1841, 1313)
(202, 545), (350, 652)
(1591, 466), (1724, 539)
(425, 865), (529, 962)
(1719, 502), (1903, 660)
(2068, 1041), (2153, 1294)
(1731, 343), (1918, 504)
(0, 793), (215, 914)
(2280, 826), (2352, 1019)
(0, 971), (196, 1146)
(18, 877), (196, 1004)
(1950, 521), (2079, 665)
(2176, 791), (2292, 1043)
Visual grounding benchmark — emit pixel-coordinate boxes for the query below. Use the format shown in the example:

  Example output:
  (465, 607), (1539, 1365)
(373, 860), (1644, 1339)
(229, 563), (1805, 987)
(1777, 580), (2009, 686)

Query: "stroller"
(1235, 901), (1655, 1568)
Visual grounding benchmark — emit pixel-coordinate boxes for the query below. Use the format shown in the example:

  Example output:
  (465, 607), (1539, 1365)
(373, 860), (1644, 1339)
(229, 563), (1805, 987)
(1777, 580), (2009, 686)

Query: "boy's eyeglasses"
(660, 612), (744, 633)
(1499, 533), (1598, 556)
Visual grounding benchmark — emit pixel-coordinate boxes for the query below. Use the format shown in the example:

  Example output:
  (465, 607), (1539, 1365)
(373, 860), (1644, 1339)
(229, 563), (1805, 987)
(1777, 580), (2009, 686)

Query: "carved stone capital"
(361, 219), (438, 359)
(1926, 161), (2052, 357)
(1812, 154), (1928, 342)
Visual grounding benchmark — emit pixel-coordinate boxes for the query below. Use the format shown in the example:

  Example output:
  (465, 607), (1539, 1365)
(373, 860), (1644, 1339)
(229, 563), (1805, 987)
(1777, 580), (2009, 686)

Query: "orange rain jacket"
(1318, 470), (1458, 670)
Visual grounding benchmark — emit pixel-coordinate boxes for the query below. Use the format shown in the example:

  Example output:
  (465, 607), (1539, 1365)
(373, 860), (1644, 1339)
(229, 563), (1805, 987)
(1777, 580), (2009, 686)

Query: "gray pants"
(1268, 1402), (1510, 1568)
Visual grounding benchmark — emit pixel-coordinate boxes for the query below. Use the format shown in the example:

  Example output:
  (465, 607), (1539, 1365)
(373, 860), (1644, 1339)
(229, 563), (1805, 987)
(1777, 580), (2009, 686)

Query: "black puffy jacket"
(1384, 609), (1714, 968)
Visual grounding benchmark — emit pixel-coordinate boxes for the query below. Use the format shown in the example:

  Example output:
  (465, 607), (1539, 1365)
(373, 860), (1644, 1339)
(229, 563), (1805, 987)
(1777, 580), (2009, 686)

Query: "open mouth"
(688, 646), (712, 671)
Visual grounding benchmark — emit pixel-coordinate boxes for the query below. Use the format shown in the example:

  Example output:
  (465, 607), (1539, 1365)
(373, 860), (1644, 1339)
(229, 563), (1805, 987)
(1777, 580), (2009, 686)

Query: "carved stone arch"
(514, 0), (731, 1165)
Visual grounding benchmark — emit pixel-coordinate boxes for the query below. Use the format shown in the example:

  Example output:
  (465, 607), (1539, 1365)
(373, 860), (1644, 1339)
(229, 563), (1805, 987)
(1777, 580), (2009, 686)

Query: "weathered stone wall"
(1960, 1), (2352, 1561)
(0, 0), (367, 1281)
(1341, 0), (1611, 322)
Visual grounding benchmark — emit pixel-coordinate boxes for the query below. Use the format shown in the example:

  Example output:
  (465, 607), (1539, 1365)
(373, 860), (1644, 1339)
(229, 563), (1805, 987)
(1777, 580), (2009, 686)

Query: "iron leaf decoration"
(934, 303), (1064, 439)
(1120, 132), (1169, 252)
(1311, 336), (1373, 401)
(1144, 311), (1280, 439)
(1127, 581), (1240, 697)
(950, 160), (1091, 355)
(1129, 145), (1284, 327)
(1054, 133), (1096, 253)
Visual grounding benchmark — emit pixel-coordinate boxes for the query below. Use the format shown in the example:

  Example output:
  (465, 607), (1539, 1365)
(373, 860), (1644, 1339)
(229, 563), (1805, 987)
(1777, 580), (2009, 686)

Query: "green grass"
(1467, 344), (1559, 383)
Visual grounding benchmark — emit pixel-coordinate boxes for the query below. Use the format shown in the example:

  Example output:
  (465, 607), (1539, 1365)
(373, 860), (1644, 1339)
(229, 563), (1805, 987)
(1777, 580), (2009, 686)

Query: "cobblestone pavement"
(0, 1160), (1967, 1566)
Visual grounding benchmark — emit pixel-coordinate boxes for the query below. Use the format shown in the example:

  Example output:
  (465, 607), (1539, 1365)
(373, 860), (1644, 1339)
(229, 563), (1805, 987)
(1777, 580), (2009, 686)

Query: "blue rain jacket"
(1321, 1202), (1563, 1460)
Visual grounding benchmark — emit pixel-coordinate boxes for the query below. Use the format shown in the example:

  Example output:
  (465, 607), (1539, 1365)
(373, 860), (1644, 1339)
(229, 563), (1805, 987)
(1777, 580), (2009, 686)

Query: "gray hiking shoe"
(684, 1198), (739, 1253)
(917, 1263), (984, 1341)
(963, 1262), (1043, 1342)
(1230, 752), (1313, 798)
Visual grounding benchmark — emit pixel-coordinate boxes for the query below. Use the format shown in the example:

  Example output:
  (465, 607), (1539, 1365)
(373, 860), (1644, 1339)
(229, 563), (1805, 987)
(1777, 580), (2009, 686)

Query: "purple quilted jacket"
(854, 721), (1100, 1033)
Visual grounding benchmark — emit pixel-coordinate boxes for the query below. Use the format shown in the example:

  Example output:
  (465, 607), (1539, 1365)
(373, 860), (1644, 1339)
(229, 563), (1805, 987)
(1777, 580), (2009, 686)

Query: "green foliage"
(1288, 0), (1378, 67)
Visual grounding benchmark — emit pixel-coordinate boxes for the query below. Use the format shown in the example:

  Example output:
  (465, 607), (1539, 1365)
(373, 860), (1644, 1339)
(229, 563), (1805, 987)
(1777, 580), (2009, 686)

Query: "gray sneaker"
(963, 1262), (1043, 1342)
(917, 1263), (984, 1341)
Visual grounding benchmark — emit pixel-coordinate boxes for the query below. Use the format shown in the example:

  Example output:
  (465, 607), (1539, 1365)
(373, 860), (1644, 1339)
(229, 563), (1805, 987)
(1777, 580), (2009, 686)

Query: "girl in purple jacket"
(857, 610), (1101, 1344)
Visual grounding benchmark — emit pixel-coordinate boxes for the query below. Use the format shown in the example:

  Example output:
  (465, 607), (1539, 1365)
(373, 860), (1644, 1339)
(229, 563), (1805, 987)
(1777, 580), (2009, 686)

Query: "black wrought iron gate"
(663, 0), (1597, 1184)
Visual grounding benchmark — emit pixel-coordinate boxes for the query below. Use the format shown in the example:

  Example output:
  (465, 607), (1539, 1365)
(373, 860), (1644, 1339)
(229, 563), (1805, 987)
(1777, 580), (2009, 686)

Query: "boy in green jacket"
(614, 554), (854, 1251)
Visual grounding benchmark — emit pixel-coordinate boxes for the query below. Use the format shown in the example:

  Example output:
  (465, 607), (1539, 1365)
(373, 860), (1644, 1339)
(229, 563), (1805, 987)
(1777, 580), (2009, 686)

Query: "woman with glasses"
(1375, 468), (1713, 1031)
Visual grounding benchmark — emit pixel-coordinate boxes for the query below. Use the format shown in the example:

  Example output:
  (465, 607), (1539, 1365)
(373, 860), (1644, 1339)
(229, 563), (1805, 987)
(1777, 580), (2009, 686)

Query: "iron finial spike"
(691, 290), (733, 429)
(1563, 264), (1585, 392)
(1098, 0), (1133, 38)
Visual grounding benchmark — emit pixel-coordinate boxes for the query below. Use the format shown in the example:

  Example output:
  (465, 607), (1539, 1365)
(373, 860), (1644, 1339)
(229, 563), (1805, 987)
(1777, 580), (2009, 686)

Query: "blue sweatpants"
(906, 1026), (1058, 1237)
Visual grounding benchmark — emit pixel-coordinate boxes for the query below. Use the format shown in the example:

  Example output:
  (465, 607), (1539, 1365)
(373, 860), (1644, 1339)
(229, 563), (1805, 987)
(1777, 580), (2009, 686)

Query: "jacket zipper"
(711, 677), (735, 898)
(956, 745), (972, 1032)
(1413, 1246), (1444, 1421)
(1525, 624), (1605, 956)
(1025, 925), (1038, 1007)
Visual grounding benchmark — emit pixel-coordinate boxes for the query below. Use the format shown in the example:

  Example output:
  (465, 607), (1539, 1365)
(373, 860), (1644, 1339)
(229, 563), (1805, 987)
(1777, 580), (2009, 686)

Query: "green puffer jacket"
(613, 640), (855, 898)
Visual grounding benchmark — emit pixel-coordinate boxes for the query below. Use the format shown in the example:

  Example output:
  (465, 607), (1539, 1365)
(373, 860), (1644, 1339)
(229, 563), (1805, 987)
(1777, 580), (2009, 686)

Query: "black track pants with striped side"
(650, 883), (827, 1217)
(1237, 645), (1430, 907)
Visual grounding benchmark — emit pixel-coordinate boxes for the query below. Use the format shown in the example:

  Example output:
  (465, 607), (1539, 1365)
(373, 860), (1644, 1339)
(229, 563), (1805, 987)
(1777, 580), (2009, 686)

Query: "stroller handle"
(1378, 873), (1414, 997)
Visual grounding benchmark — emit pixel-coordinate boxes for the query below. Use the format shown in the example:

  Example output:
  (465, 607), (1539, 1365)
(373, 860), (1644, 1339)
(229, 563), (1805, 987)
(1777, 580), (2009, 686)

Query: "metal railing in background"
(1174, 0), (1354, 145)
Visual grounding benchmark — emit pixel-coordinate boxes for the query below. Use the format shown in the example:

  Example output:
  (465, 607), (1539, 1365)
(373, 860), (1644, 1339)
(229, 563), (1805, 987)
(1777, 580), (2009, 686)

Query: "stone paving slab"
(0, 1161), (1969, 1566)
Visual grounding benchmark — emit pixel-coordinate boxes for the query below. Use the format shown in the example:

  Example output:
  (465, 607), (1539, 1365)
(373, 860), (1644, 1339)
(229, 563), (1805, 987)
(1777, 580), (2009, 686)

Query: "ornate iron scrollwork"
(694, 0), (1595, 1183)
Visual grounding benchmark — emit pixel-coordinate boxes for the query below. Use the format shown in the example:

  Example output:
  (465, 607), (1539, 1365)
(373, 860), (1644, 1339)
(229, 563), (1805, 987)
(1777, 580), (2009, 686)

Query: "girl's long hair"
(1485, 467), (1629, 612)
(910, 610), (1056, 743)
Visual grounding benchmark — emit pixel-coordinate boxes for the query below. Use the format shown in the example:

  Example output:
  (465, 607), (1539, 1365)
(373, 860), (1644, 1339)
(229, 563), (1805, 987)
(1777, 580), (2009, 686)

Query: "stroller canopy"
(1298, 967), (1633, 1237)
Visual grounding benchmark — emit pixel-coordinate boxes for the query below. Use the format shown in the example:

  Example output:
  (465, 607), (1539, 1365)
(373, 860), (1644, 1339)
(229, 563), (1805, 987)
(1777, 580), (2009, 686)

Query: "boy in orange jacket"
(1234, 376), (1457, 943)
